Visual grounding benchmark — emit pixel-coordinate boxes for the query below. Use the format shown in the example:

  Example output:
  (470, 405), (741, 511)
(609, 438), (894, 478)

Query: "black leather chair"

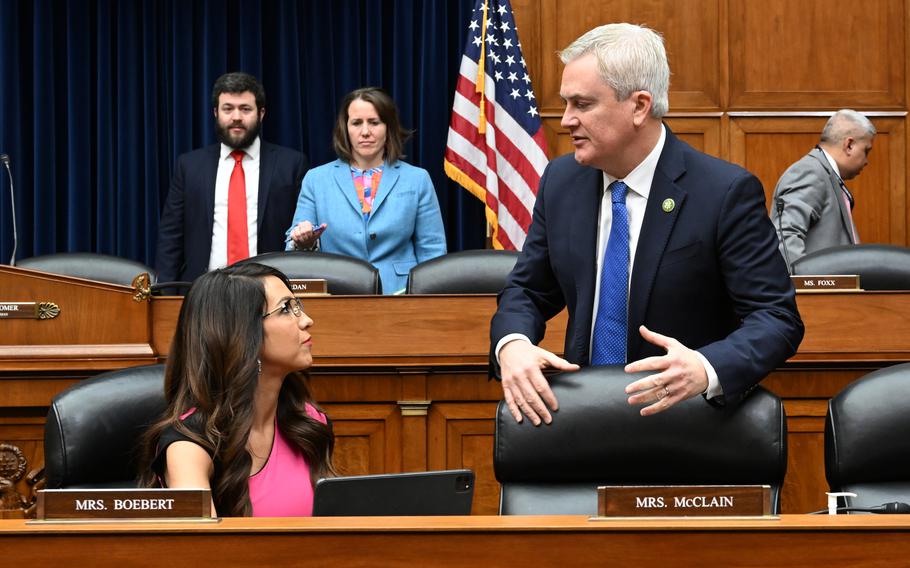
(791, 244), (910, 290)
(825, 363), (910, 510)
(406, 250), (519, 294)
(494, 366), (788, 515)
(18, 252), (157, 287)
(44, 364), (166, 489)
(239, 251), (381, 295)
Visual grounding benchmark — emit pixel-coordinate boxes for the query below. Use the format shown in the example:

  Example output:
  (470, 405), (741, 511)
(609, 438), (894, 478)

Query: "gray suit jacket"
(771, 147), (857, 266)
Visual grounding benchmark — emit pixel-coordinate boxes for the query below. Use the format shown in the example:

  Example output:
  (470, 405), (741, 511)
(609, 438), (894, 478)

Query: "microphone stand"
(0, 154), (16, 266)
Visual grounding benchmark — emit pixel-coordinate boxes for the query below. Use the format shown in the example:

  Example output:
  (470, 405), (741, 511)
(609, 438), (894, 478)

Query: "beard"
(216, 116), (261, 150)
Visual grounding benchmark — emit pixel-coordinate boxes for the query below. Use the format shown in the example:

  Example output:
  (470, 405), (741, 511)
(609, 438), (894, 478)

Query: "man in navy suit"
(155, 72), (308, 284)
(491, 24), (803, 425)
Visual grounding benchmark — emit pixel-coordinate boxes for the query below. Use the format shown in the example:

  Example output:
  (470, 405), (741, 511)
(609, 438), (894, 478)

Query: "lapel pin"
(662, 198), (675, 213)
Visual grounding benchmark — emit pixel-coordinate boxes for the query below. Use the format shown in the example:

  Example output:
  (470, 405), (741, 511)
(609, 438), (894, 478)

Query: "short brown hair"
(332, 87), (413, 165)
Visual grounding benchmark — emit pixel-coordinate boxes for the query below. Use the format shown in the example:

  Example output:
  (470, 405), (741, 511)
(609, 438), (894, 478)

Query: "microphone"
(810, 501), (910, 515)
(775, 197), (792, 275)
(0, 154), (16, 266)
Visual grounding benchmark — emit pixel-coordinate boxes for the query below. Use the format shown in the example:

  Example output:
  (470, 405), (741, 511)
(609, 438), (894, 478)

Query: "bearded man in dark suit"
(155, 72), (308, 283)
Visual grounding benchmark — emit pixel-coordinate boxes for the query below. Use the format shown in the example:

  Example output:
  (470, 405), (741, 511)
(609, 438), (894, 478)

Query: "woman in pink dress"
(140, 262), (334, 516)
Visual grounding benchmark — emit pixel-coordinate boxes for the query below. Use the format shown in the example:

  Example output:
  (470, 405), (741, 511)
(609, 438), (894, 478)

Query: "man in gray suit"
(772, 109), (875, 269)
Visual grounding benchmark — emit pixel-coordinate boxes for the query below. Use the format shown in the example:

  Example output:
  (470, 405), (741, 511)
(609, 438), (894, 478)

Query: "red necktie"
(227, 150), (249, 264)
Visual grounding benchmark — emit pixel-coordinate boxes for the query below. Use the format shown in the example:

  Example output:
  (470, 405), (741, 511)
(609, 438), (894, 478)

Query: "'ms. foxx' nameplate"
(791, 274), (860, 291)
(35, 488), (212, 521)
(598, 485), (772, 518)
(289, 278), (328, 295)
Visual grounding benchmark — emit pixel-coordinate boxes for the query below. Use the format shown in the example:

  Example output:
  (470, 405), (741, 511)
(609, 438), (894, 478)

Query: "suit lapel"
(257, 141), (274, 232)
(571, 166), (604, 363)
(201, 144), (221, 256)
(370, 161), (400, 216)
(627, 130), (687, 357)
(809, 148), (856, 242)
(332, 160), (364, 214)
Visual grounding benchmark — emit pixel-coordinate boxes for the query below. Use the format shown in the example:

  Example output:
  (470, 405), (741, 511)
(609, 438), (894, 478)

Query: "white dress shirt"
(209, 137), (261, 271)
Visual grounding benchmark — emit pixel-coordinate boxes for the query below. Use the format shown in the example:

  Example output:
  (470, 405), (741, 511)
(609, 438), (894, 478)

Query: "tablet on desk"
(312, 469), (474, 516)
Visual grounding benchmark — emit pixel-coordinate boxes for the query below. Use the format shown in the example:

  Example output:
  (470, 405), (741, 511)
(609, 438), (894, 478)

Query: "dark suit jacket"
(490, 129), (804, 404)
(155, 141), (308, 283)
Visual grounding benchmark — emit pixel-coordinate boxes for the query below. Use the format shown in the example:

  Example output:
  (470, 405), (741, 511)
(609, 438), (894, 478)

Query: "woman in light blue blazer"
(286, 87), (446, 294)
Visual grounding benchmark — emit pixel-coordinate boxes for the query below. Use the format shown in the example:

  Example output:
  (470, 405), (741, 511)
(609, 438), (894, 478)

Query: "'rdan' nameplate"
(597, 485), (772, 518)
(791, 275), (860, 291)
(289, 279), (328, 295)
(35, 488), (213, 521)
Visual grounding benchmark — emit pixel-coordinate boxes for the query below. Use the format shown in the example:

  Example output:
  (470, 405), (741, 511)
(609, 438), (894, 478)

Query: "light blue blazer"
(286, 159), (447, 294)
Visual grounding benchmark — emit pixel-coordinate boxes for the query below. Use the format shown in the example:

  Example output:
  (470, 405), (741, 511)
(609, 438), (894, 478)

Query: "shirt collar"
(819, 146), (842, 179)
(220, 136), (261, 161)
(601, 124), (666, 199)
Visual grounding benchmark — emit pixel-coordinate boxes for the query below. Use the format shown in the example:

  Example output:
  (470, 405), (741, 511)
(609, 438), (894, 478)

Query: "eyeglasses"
(262, 297), (304, 319)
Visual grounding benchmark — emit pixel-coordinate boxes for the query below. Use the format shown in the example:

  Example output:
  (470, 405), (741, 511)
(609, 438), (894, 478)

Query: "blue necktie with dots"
(591, 180), (629, 365)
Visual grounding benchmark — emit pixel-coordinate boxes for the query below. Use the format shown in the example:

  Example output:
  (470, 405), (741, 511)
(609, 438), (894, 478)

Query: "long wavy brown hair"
(138, 263), (334, 516)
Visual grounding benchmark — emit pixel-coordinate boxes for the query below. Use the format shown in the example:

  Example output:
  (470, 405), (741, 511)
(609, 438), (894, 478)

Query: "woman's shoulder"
(308, 159), (346, 175)
(303, 402), (328, 425)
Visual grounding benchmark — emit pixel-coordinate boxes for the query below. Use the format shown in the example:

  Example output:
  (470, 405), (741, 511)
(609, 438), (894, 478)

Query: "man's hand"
(624, 325), (709, 416)
(499, 340), (579, 426)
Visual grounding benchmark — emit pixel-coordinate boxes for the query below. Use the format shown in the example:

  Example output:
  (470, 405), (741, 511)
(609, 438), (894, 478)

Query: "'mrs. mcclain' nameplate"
(597, 485), (772, 518)
(288, 279), (328, 295)
(33, 488), (214, 522)
(791, 275), (860, 291)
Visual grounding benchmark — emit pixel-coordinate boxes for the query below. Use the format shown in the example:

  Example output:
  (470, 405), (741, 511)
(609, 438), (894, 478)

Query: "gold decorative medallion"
(37, 302), (60, 320)
(662, 198), (675, 213)
(132, 272), (152, 302)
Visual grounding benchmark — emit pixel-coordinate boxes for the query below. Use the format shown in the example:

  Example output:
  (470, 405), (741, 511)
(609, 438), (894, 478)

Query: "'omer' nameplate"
(597, 485), (772, 518)
(34, 488), (213, 522)
(289, 279), (328, 295)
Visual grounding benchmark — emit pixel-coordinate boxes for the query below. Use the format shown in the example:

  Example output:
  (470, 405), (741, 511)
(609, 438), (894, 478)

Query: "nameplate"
(0, 301), (60, 320)
(288, 279), (328, 295)
(791, 275), (860, 291)
(35, 488), (212, 521)
(597, 485), (772, 518)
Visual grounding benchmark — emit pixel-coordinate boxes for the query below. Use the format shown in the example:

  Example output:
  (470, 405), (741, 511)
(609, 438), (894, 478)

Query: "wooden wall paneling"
(321, 404), (401, 477)
(662, 115), (722, 158)
(728, 114), (907, 247)
(428, 403), (500, 515)
(729, 0), (905, 109)
(781, 400), (829, 514)
(534, 0), (722, 114)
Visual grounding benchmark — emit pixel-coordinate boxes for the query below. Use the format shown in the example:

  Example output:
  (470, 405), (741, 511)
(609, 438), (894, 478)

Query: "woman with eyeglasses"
(285, 87), (447, 294)
(139, 262), (334, 517)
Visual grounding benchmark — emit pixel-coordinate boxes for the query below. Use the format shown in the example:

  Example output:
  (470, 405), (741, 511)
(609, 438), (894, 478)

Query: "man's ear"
(213, 107), (218, 119)
(259, 107), (266, 122)
(843, 136), (856, 155)
(631, 91), (653, 127)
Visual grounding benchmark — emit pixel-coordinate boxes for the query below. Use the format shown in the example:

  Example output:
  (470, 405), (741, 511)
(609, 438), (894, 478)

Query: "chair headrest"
(44, 364), (166, 488)
(18, 252), (157, 287)
(407, 250), (520, 294)
(495, 366), (786, 486)
(825, 362), (910, 488)
(239, 251), (381, 295)
(792, 244), (910, 290)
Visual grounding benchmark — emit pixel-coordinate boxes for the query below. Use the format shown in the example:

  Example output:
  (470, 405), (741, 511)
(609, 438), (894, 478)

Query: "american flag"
(444, 0), (549, 251)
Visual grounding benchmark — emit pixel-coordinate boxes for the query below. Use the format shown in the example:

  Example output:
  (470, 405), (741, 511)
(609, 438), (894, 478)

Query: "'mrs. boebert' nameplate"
(597, 485), (772, 518)
(288, 279), (328, 295)
(36, 488), (212, 521)
(791, 275), (860, 291)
